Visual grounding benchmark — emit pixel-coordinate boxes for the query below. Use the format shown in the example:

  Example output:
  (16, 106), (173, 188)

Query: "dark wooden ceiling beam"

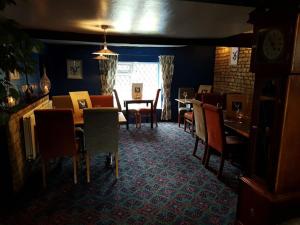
(25, 29), (253, 47)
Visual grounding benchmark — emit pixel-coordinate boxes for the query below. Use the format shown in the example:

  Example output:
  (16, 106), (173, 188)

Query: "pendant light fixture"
(93, 25), (118, 57)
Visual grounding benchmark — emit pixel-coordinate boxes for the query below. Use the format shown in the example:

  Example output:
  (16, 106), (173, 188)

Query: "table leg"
(150, 102), (153, 129)
(126, 102), (129, 130)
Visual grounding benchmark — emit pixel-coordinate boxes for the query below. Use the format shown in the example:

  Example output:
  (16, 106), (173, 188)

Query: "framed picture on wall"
(230, 47), (239, 65)
(67, 59), (83, 79)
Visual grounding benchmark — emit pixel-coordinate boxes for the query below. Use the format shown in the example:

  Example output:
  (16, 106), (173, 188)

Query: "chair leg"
(191, 121), (194, 137)
(86, 152), (90, 183)
(205, 147), (211, 169)
(42, 160), (47, 188)
(115, 152), (119, 179)
(193, 137), (199, 156)
(218, 153), (225, 179)
(72, 156), (77, 184)
(184, 118), (187, 131)
(178, 114), (181, 127)
(202, 142), (208, 165)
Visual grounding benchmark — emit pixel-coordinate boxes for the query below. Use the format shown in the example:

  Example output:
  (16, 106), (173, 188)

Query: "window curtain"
(99, 55), (118, 95)
(159, 55), (174, 120)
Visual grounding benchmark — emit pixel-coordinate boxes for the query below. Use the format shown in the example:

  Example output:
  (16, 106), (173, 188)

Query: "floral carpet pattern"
(0, 122), (241, 225)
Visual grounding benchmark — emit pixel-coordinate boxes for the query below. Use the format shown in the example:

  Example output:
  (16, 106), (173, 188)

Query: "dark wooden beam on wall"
(25, 29), (254, 48)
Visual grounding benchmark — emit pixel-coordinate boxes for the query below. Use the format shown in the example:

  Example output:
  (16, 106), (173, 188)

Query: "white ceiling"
(2, 0), (254, 38)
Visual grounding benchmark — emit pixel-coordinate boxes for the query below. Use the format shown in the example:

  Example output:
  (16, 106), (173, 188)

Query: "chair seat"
(184, 111), (193, 120)
(226, 135), (244, 145)
(138, 108), (151, 114)
(179, 107), (189, 112)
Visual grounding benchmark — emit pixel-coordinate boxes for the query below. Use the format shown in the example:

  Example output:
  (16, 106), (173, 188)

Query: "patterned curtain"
(99, 55), (118, 95)
(159, 55), (174, 120)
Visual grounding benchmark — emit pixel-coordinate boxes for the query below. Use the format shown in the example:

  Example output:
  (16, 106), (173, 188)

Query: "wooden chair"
(136, 89), (161, 128)
(178, 87), (194, 127)
(83, 107), (119, 181)
(184, 111), (194, 136)
(203, 103), (245, 179)
(34, 109), (89, 187)
(191, 100), (208, 164)
(113, 89), (138, 127)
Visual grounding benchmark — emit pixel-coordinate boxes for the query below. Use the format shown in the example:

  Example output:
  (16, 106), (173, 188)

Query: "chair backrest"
(191, 100), (207, 142)
(52, 95), (73, 109)
(34, 109), (77, 160)
(90, 95), (113, 107)
(153, 89), (161, 110)
(203, 104), (225, 153)
(198, 85), (212, 94)
(69, 91), (92, 121)
(83, 107), (119, 154)
(226, 93), (248, 117)
(113, 89), (122, 112)
(178, 87), (194, 107)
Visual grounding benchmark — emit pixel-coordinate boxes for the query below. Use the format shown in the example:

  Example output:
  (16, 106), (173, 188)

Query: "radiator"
(23, 100), (52, 160)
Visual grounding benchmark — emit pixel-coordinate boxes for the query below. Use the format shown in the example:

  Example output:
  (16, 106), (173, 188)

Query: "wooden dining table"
(124, 99), (153, 129)
(223, 114), (251, 138)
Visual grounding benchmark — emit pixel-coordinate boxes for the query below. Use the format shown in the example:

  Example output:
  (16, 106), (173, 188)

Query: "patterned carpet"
(0, 122), (241, 225)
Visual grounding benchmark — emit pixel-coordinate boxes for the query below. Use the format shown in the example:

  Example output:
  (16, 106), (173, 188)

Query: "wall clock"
(262, 29), (285, 61)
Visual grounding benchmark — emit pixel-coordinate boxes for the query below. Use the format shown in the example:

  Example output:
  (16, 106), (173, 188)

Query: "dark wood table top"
(223, 113), (251, 138)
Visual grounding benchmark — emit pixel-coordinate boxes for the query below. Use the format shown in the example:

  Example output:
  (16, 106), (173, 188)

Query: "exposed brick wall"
(213, 47), (255, 104)
(7, 95), (49, 192)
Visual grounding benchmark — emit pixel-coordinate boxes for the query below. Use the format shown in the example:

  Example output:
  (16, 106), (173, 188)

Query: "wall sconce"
(40, 66), (51, 94)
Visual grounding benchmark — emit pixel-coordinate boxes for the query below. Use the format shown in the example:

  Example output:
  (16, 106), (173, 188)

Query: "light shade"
(92, 24), (118, 57)
(93, 55), (109, 60)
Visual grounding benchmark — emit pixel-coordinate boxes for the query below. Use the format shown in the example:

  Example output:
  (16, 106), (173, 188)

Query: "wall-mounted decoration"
(9, 69), (20, 80)
(132, 83), (143, 99)
(230, 47), (239, 65)
(67, 59), (83, 79)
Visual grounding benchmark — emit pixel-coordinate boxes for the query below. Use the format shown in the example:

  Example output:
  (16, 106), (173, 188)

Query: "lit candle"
(7, 96), (16, 107)
(44, 85), (49, 93)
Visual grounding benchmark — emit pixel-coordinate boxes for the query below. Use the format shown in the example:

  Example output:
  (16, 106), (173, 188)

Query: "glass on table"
(183, 91), (188, 101)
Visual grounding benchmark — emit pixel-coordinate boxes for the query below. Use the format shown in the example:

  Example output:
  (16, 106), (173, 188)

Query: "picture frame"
(132, 83), (143, 99)
(230, 47), (239, 65)
(67, 59), (83, 79)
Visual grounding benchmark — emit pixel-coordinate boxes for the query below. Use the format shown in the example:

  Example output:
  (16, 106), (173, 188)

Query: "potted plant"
(0, 1), (43, 125)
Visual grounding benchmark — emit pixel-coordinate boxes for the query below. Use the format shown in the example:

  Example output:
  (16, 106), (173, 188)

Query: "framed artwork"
(132, 83), (143, 99)
(9, 69), (20, 80)
(67, 59), (83, 79)
(230, 47), (239, 65)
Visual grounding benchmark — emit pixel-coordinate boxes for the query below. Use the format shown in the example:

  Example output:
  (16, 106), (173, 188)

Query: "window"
(114, 62), (162, 109)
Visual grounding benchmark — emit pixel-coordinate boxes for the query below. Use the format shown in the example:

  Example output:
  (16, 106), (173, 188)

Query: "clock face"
(262, 29), (285, 60)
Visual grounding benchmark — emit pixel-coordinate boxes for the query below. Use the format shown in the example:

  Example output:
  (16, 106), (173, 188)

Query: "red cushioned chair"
(178, 87), (194, 127)
(90, 95), (113, 107)
(203, 104), (245, 179)
(136, 89), (161, 128)
(34, 109), (89, 187)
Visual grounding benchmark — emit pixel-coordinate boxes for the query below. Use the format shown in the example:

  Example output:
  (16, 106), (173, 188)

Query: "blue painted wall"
(42, 43), (215, 121)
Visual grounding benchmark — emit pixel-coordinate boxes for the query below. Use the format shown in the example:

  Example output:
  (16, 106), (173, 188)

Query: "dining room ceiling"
(2, 0), (255, 39)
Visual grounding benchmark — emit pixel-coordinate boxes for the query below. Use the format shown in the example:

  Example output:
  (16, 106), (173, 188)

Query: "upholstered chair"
(203, 104), (245, 179)
(191, 100), (208, 164)
(178, 87), (194, 127)
(34, 109), (88, 187)
(90, 95), (113, 107)
(136, 89), (161, 128)
(83, 107), (119, 181)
